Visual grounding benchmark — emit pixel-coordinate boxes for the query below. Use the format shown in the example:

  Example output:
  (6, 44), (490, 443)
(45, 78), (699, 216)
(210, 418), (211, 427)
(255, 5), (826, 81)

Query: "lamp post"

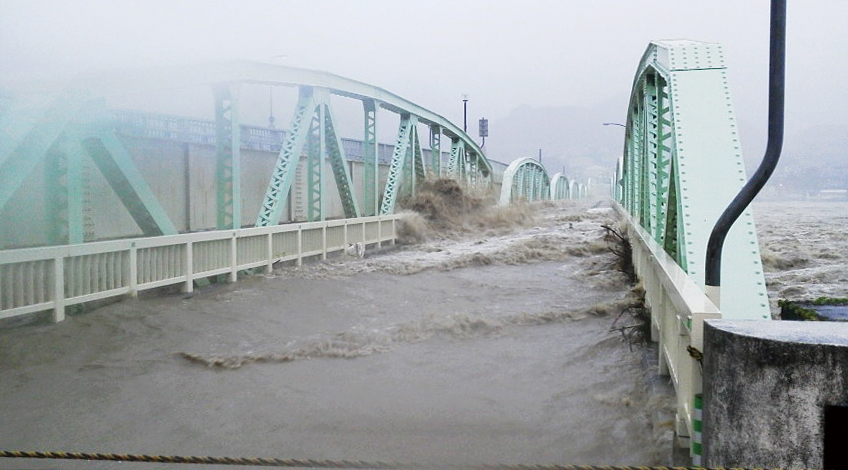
(268, 87), (275, 129)
(268, 55), (288, 129)
(602, 122), (626, 128)
(462, 94), (468, 133)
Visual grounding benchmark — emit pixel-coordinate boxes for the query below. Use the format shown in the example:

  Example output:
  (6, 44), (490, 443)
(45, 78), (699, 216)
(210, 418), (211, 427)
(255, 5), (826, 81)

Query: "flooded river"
(0, 199), (662, 468)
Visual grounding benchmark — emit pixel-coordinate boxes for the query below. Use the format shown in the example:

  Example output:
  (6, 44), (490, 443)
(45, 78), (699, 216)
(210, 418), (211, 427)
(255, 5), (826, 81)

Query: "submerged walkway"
(0, 200), (662, 467)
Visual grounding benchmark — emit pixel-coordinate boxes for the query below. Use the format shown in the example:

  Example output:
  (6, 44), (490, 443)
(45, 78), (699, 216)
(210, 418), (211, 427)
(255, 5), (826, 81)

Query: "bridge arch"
(549, 172), (571, 200)
(616, 39), (768, 321)
(498, 157), (551, 205)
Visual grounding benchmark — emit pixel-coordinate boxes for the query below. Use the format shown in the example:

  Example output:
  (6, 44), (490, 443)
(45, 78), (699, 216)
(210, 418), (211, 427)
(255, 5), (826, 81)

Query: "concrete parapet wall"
(702, 319), (848, 468)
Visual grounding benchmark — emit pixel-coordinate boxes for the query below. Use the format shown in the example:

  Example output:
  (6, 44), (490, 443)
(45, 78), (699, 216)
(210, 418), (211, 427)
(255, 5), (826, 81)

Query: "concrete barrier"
(703, 319), (848, 469)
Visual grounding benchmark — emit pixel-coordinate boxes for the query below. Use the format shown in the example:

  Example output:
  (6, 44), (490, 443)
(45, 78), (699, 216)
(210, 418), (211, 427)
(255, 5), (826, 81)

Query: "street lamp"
(268, 55), (288, 129)
(268, 87), (276, 129)
(602, 122), (626, 128)
(462, 94), (468, 132)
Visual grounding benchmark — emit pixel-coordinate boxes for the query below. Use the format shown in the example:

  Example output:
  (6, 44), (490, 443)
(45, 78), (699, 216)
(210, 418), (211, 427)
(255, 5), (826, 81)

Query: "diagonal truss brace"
(256, 87), (316, 226)
(78, 123), (178, 237)
(379, 114), (417, 215)
(319, 89), (360, 219)
(256, 86), (360, 226)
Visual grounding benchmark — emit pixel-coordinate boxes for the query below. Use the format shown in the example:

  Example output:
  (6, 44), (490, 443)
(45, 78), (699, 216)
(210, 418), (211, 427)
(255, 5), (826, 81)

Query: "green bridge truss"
(0, 61), (492, 246)
(615, 40), (770, 320)
(498, 158), (582, 205)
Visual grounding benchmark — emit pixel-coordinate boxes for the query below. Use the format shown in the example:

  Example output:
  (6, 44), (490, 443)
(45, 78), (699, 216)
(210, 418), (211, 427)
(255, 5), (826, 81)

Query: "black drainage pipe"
(704, 0), (786, 290)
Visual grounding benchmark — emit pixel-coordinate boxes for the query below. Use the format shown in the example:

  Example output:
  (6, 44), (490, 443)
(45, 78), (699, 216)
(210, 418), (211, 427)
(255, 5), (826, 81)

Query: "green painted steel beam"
(213, 84), (241, 229)
(429, 126), (441, 177)
(621, 40), (770, 321)
(256, 87), (316, 226)
(306, 110), (322, 222)
(0, 93), (87, 211)
(44, 135), (86, 245)
(362, 99), (378, 217)
(44, 145), (68, 246)
(67, 60), (492, 178)
(412, 124), (425, 195)
(321, 92), (361, 219)
(80, 127), (178, 237)
(379, 114), (415, 215)
(447, 138), (463, 180)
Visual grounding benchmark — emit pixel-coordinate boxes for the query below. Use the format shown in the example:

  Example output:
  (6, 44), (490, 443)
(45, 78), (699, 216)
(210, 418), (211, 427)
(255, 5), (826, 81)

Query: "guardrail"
(0, 215), (402, 323)
(614, 203), (720, 454)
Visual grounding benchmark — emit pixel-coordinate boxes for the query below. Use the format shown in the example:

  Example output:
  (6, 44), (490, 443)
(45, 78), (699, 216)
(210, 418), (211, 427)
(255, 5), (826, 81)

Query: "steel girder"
(498, 157), (551, 205)
(67, 60), (492, 180)
(214, 85), (241, 229)
(79, 124), (178, 237)
(617, 40), (769, 320)
(2, 60), (487, 246)
(429, 126), (441, 177)
(306, 108), (323, 221)
(0, 92), (89, 211)
(256, 86), (360, 226)
(446, 138), (464, 181)
(0, 93), (177, 245)
(321, 91), (360, 220)
(362, 99), (379, 216)
(45, 134), (87, 245)
(379, 114), (423, 215)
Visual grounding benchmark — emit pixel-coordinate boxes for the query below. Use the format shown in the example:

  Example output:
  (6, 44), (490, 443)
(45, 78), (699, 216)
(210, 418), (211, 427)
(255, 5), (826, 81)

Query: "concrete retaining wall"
(702, 319), (848, 468)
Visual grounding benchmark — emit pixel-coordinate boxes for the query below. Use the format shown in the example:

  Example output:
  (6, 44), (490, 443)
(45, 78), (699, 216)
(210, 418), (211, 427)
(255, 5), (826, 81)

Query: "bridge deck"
(0, 201), (660, 467)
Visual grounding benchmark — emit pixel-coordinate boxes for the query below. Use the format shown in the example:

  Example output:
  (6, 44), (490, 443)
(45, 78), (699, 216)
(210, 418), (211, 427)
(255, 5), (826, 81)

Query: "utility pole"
(462, 94), (468, 133)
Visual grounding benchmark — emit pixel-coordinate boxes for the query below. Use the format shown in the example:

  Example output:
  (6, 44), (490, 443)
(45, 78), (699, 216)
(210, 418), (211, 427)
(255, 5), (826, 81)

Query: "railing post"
(183, 241), (194, 293)
(265, 233), (273, 274)
(51, 256), (65, 322)
(321, 225), (327, 260)
(128, 243), (138, 298)
(296, 225), (303, 267)
(391, 217), (396, 245)
(229, 232), (237, 282)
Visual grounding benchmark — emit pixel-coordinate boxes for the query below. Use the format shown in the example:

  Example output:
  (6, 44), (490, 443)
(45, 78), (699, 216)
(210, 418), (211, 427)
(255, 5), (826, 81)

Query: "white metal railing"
(0, 215), (401, 323)
(613, 203), (720, 448)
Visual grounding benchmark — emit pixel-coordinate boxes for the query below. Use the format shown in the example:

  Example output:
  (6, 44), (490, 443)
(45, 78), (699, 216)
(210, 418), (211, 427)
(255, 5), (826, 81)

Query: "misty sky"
(2, 1), (847, 166)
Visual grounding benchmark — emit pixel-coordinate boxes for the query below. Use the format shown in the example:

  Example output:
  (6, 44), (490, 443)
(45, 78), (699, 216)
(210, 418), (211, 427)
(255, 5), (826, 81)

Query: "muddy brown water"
(0, 200), (664, 469)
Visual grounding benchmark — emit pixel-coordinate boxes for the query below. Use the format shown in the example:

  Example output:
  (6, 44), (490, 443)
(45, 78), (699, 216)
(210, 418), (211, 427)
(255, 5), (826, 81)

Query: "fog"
(1, 0), (846, 177)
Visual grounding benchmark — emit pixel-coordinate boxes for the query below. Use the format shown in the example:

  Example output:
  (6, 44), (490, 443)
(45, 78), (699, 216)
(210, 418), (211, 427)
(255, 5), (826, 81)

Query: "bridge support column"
(45, 138), (86, 246)
(429, 126), (441, 177)
(306, 104), (324, 221)
(214, 84), (241, 230)
(363, 99), (378, 216)
(447, 138), (464, 181)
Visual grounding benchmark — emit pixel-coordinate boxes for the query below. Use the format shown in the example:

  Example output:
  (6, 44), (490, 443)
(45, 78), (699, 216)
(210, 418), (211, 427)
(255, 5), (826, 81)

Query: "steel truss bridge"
(614, 39), (773, 465)
(0, 36), (789, 467)
(498, 157), (585, 205)
(0, 61), (580, 322)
